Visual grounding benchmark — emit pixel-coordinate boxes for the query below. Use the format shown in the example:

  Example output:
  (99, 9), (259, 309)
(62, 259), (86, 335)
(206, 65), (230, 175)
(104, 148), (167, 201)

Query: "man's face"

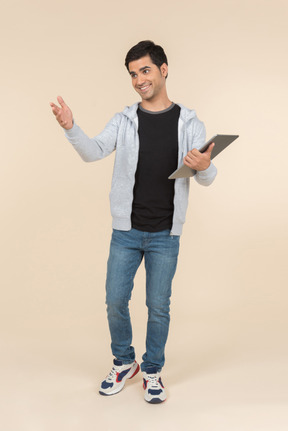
(128, 55), (167, 101)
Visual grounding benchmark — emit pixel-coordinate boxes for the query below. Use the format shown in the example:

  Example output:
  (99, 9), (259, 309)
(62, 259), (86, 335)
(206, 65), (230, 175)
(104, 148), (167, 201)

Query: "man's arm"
(50, 96), (118, 162)
(184, 144), (217, 186)
(183, 119), (217, 186)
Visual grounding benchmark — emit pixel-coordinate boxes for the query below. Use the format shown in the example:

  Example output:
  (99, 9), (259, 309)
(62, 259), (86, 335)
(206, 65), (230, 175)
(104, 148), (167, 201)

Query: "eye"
(131, 73), (137, 79)
(143, 69), (149, 74)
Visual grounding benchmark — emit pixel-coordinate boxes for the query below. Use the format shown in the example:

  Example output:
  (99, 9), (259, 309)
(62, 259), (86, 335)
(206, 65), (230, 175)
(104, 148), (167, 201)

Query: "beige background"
(1, 0), (287, 429)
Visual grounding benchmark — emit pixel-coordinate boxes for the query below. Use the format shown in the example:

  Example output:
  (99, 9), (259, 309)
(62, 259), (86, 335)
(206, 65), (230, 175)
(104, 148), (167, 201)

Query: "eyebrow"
(129, 66), (151, 75)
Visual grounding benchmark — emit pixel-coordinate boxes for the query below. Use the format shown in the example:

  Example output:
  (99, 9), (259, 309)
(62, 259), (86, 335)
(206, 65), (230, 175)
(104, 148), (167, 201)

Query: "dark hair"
(125, 40), (168, 72)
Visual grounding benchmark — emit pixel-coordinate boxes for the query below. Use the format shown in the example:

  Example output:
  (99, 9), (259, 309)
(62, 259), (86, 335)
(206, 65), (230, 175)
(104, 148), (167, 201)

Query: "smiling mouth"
(138, 84), (151, 92)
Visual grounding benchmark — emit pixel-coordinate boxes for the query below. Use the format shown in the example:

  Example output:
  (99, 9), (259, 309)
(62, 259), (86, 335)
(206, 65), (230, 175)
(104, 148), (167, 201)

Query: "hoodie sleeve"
(64, 113), (121, 162)
(192, 119), (217, 186)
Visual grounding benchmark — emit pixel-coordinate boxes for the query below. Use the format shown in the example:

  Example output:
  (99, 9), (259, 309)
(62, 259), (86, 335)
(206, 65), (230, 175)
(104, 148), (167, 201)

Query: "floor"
(1, 315), (288, 431)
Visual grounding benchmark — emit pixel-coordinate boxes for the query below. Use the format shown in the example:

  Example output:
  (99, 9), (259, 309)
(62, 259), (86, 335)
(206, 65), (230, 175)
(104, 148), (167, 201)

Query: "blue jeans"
(105, 228), (180, 372)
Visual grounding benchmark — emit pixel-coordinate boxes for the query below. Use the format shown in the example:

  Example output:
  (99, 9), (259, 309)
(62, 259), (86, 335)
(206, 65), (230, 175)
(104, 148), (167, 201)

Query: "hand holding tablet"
(168, 134), (239, 179)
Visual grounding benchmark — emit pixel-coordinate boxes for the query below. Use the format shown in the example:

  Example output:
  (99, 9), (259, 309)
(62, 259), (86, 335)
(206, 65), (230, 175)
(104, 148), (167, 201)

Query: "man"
(50, 40), (217, 404)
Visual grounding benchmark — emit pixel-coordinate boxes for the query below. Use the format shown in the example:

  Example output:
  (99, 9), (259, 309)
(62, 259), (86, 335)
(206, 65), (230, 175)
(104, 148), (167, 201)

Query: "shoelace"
(107, 365), (121, 381)
(146, 374), (159, 387)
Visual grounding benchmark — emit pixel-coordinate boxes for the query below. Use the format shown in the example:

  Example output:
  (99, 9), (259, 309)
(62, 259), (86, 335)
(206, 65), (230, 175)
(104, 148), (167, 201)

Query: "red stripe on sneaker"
(129, 363), (140, 379)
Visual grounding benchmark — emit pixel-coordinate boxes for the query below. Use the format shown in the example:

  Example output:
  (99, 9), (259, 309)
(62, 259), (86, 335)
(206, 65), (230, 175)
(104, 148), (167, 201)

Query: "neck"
(140, 92), (172, 112)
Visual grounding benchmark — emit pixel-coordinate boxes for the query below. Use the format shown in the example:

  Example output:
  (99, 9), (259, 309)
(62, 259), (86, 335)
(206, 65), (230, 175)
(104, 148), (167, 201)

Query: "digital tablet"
(168, 134), (239, 179)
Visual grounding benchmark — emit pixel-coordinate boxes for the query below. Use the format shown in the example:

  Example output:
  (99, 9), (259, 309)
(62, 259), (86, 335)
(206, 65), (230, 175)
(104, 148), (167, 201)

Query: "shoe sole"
(99, 362), (140, 396)
(145, 397), (166, 404)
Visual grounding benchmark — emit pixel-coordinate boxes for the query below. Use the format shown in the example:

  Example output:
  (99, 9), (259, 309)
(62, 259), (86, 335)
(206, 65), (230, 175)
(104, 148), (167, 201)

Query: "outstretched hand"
(183, 143), (215, 171)
(50, 96), (73, 130)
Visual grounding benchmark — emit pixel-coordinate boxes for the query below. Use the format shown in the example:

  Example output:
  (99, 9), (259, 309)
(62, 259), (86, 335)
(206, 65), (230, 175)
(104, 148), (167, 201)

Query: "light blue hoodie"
(65, 103), (217, 235)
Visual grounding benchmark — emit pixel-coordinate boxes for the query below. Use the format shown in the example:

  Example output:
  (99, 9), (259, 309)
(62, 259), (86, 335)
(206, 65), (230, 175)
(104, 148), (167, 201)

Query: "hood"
(177, 103), (197, 122)
(122, 103), (139, 121)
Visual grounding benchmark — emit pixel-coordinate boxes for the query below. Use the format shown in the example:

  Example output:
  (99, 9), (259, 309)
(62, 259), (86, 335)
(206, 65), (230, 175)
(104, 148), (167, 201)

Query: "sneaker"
(99, 359), (140, 396)
(143, 367), (167, 404)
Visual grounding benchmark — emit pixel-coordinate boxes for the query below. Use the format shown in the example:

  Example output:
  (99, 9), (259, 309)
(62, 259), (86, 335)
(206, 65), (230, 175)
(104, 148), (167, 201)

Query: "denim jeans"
(105, 228), (180, 372)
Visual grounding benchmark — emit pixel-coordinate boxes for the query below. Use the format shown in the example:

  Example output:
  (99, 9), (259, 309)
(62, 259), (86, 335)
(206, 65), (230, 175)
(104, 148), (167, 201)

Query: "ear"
(160, 63), (168, 79)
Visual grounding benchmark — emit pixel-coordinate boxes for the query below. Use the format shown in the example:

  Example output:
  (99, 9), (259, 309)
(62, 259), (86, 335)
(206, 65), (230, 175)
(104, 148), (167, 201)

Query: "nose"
(136, 75), (145, 87)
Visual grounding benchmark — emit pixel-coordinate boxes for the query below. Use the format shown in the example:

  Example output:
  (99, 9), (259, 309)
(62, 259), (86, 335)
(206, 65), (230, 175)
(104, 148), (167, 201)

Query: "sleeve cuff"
(197, 162), (216, 177)
(64, 120), (78, 138)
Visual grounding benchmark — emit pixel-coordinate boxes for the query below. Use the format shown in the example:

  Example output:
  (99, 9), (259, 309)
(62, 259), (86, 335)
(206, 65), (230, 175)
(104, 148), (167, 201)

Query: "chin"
(141, 93), (154, 101)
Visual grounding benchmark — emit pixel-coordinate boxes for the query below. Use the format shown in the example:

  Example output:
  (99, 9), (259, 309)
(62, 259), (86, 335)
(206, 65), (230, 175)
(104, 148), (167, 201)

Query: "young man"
(50, 40), (217, 404)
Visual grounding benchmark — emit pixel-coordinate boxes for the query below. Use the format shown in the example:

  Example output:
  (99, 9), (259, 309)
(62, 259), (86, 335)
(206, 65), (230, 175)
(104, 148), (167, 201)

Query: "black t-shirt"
(131, 103), (180, 232)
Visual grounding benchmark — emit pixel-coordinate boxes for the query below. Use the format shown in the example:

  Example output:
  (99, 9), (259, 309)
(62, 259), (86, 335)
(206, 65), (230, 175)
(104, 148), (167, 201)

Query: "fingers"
(183, 158), (190, 167)
(183, 155), (196, 169)
(183, 153), (195, 167)
(205, 142), (215, 154)
(185, 149), (198, 163)
(57, 95), (66, 108)
(50, 102), (60, 116)
(50, 96), (66, 113)
(184, 144), (213, 170)
(190, 148), (200, 156)
(187, 142), (214, 161)
(50, 96), (73, 129)
(50, 97), (65, 111)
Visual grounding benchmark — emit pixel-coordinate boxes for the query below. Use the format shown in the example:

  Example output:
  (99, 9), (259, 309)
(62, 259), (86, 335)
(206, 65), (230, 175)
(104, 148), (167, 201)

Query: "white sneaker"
(99, 359), (140, 396)
(143, 367), (167, 404)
